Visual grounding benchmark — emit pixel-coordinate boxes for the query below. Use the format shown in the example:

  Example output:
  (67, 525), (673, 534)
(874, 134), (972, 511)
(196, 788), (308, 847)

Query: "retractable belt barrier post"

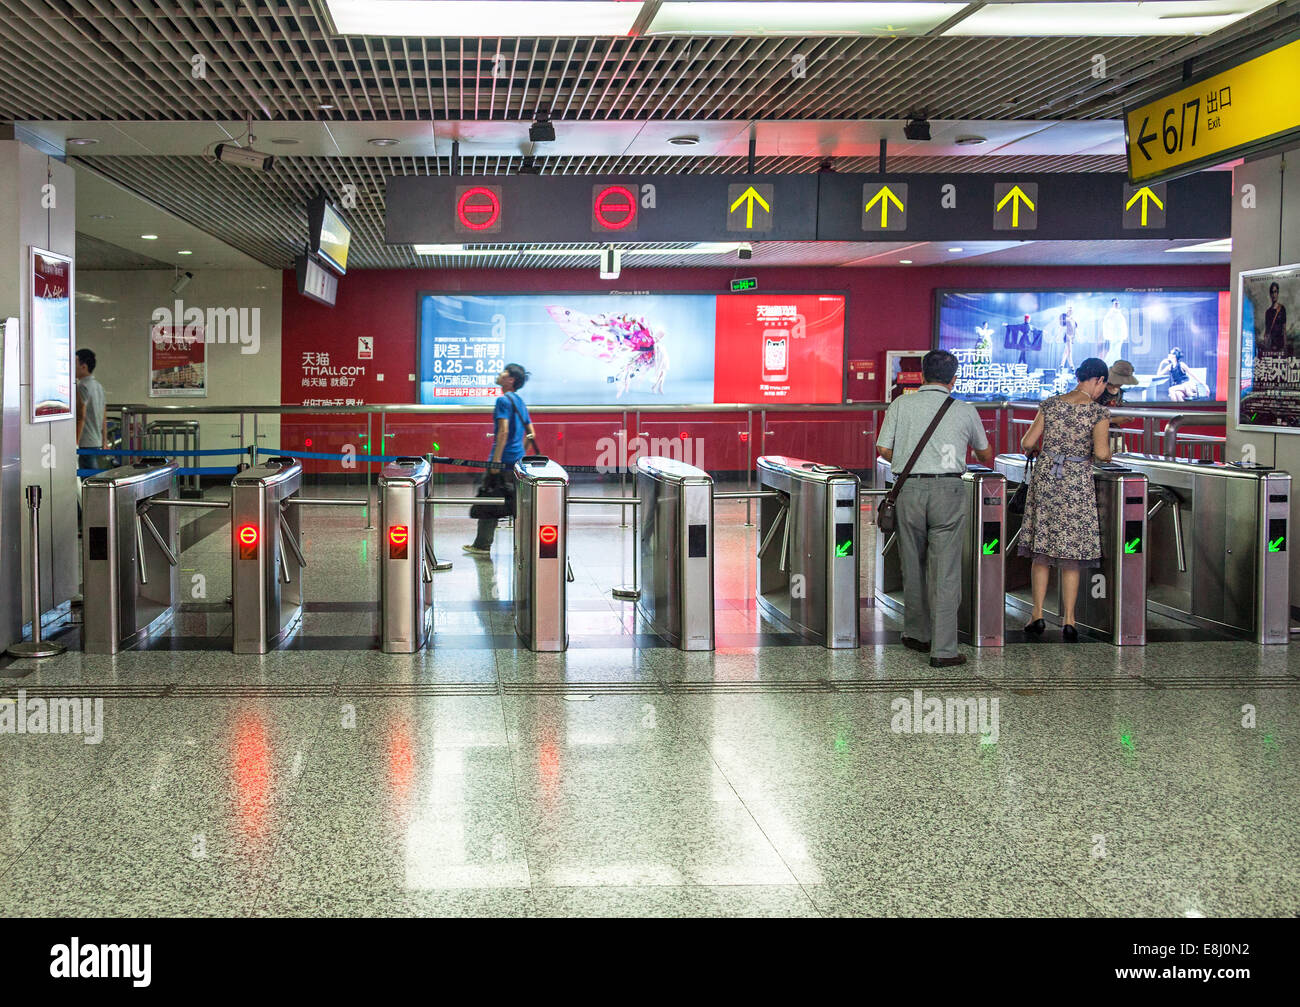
(997, 453), (1147, 645)
(874, 457), (1006, 647)
(231, 457), (304, 654)
(636, 455), (714, 651)
(514, 457), (569, 652)
(755, 456), (860, 649)
(379, 457), (434, 653)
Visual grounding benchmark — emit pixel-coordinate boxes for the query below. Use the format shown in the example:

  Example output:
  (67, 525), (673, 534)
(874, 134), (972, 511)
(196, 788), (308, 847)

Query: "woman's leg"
(1030, 559), (1050, 620)
(1060, 567), (1080, 625)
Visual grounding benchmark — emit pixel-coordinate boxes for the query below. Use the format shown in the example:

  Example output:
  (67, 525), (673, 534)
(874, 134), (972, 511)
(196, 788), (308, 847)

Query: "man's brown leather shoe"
(929, 654), (967, 668)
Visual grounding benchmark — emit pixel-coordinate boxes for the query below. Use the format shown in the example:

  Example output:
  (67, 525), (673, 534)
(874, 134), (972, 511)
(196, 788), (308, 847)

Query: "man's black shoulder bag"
(875, 395), (956, 534)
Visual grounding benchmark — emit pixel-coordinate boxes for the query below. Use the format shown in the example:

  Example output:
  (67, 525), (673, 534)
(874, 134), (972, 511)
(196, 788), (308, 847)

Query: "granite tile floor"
(1, 481), (1297, 918)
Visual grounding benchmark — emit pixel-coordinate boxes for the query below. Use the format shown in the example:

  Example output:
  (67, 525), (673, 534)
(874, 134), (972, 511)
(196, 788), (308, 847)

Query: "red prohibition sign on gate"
(456, 186), (501, 231)
(592, 184), (637, 231)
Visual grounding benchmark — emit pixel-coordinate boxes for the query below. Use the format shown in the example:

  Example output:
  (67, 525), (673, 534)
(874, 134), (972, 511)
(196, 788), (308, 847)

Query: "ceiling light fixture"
(318, 103), (335, 111)
(66, 137), (99, 146)
(89, 214), (114, 220)
(646, 2), (969, 36)
(141, 234), (158, 240)
(668, 134), (700, 146)
(899, 259), (913, 264)
(955, 135), (986, 146)
(948, 246), (964, 252)
(368, 138), (400, 147)
(944, 2), (1272, 37)
(271, 138), (300, 146)
(326, 1), (642, 37)
(178, 250), (193, 255)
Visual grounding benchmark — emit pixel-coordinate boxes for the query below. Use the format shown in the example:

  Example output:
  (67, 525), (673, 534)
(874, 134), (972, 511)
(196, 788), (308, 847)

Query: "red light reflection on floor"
(232, 713), (271, 841)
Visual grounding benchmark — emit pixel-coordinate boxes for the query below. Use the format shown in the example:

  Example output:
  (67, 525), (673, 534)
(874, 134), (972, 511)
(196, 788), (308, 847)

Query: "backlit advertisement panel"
(417, 292), (846, 406)
(935, 289), (1229, 403)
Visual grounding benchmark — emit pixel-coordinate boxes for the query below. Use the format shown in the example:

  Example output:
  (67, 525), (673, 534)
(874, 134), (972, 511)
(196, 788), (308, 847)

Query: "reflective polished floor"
(2, 478), (1298, 917)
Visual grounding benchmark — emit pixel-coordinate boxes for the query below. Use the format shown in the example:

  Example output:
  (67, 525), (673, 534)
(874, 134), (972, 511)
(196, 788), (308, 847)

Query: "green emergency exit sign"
(730, 277), (758, 292)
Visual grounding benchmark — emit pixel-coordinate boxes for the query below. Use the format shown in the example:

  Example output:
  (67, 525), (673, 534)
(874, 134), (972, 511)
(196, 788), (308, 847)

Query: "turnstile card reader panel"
(379, 457), (434, 653)
(231, 457), (304, 654)
(82, 460), (180, 654)
(756, 455), (860, 648)
(637, 456), (714, 651)
(514, 457), (568, 652)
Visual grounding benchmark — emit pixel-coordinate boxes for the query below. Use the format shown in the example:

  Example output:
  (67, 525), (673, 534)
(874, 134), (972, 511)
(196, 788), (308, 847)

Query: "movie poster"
(935, 289), (1229, 404)
(29, 247), (74, 422)
(150, 325), (207, 397)
(1238, 263), (1300, 433)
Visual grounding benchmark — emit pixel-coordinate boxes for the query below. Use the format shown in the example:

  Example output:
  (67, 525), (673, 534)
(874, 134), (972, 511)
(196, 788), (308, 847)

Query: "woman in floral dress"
(1018, 357), (1113, 642)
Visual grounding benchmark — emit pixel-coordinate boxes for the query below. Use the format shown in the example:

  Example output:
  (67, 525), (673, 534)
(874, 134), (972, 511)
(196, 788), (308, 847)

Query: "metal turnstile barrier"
(231, 457), (305, 653)
(1113, 454), (1291, 644)
(755, 455), (860, 649)
(514, 457), (569, 652)
(145, 420), (202, 497)
(636, 455), (714, 651)
(379, 457), (434, 653)
(996, 454), (1147, 645)
(874, 459), (1005, 647)
(82, 459), (181, 653)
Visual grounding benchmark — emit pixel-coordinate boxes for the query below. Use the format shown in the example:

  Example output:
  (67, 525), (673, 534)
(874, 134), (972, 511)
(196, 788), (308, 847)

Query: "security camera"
(170, 270), (193, 294)
(737, 243), (753, 261)
(529, 118), (556, 143)
(214, 143), (275, 171)
(904, 117), (931, 141)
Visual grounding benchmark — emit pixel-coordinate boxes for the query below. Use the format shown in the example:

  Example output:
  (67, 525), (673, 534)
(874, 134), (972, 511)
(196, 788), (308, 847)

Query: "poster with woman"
(29, 247), (74, 422)
(150, 324), (207, 397)
(1238, 262), (1300, 433)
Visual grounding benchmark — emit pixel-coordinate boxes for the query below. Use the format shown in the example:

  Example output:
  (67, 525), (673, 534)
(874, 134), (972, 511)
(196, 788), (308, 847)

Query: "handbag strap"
(891, 394), (957, 491)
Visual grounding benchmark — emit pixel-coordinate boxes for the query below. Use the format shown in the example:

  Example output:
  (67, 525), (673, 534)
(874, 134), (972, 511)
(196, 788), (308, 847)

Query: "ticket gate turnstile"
(82, 459), (180, 653)
(379, 457), (434, 653)
(231, 457), (304, 654)
(636, 455), (714, 651)
(996, 454), (1147, 645)
(1113, 454), (1290, 645)
(755, 455), (860, 649)
(874, 459), (1005, 647)
(514, 457), (568, 652)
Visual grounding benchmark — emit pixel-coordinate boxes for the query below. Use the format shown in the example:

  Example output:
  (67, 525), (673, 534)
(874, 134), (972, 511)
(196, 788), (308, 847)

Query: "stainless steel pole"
(7, 486), (66, 658)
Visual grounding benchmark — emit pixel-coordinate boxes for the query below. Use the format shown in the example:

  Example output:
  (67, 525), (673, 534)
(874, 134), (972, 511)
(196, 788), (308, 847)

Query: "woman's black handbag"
(1008, 453), (1036, 516)
(469, 470), (513, 520)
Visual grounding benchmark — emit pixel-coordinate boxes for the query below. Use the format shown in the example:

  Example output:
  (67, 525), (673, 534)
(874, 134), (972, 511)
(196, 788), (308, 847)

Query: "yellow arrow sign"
(729, 185), (770, 229)
(996, 184), (1036, 228)
(1125, 185), (1165, 226)
(864, 185), (905, 227)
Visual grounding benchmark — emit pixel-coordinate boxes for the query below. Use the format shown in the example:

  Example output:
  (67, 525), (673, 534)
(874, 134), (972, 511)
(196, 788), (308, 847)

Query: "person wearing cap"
(1103, 359), (1139, 406)
(1016, 357), (1113, 643)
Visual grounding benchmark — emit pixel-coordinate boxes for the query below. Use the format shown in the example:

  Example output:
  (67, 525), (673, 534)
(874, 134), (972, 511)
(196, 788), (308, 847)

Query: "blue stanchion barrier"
(76, 447), (250, 457)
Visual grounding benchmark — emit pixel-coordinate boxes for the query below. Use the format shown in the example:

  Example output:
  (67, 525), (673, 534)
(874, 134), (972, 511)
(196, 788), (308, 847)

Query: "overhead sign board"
(1125, 36), (1300, 185)
(386, 172), (1229, 245)
(386, 174), (819, 245)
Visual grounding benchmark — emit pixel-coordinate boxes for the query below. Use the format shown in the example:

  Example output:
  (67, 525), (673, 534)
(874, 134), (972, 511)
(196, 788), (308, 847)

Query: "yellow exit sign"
(1125, 36), (1300, 185)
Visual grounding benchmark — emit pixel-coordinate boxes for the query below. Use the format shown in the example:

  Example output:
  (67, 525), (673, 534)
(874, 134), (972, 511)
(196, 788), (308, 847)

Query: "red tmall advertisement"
(712, 294), (846, 404)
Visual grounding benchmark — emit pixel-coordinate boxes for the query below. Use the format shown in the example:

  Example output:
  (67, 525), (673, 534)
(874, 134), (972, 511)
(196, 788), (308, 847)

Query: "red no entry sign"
(456, 185), (502, 232)
(592, 184), (637, 232)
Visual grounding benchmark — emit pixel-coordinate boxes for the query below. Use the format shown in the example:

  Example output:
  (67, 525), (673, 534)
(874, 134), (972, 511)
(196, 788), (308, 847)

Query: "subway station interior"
(2, 0), (1300, 926)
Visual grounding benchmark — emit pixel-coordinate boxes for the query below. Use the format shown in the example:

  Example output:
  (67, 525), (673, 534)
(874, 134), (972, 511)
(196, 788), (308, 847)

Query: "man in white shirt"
(76, 348), (108, 471)
(876, 350), (995, 667)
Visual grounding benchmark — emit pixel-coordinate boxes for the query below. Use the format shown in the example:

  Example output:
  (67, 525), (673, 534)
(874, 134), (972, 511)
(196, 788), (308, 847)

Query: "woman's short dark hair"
(1270, 282), (1280, 296)
(921, 349), (959, 385)
(76, 348), (96, 372)
(505, 362), (528, 390)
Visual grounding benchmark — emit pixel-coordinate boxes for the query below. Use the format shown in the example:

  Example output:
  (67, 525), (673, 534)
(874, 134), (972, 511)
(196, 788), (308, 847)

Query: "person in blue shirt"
(465, 363), (537, 555)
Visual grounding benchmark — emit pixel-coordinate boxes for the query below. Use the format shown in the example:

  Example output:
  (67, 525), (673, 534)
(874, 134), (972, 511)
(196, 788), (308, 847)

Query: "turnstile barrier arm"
(757, 502), (788, 559)
(778, 505), (792, 573)
(277, 506), (308, 570)
(881, 531), (897, 556)
(137, 509), (178, 568)
(1146, 490), (1187, 573)
(135, 514), (148, 586)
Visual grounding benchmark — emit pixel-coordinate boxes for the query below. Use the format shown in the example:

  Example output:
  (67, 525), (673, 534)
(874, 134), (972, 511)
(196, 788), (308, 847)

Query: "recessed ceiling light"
(369, 138), (400, 147)
(945, 2), (1272, 37)
(899, 259), (913, 264)
(66, 137), (99, 146)
(955, 135), (986, 146)
(668, 134), (700, 146)
(270, 138), (300, 146)
(318, 103), (335, 111)
(327, 0), (642, 36)
(141, 234), (158, 240)
(178, 250), (193, 255)
(948, 247), (963, 252)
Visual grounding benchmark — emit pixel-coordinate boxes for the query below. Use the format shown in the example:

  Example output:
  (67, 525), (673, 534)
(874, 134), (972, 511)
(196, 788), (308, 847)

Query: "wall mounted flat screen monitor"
(416, 292), (846, 405)
(935, 289), (1230, 403)
(308, 196), (351, 275)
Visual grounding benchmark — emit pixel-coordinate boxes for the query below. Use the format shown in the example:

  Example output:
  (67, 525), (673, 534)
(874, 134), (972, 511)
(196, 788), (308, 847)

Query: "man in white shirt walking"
(76, 348), (108, 471)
